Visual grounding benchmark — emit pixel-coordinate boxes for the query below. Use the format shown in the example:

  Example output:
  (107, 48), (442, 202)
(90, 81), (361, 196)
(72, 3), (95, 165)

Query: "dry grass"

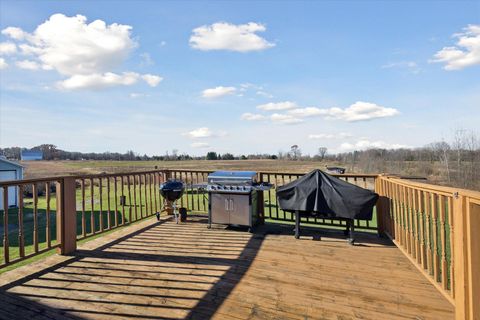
(22, 160), (339, 179)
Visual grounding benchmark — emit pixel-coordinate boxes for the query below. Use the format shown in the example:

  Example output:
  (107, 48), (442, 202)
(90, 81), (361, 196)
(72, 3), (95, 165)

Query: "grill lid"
(160, 179), (185, 201)
(207, 171), (257, 185)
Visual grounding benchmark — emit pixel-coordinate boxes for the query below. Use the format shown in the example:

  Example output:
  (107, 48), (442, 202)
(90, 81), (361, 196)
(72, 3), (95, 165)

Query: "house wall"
(0, 160), (23, 210)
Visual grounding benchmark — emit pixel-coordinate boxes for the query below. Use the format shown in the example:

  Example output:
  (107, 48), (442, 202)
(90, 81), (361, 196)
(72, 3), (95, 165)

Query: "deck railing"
(1, 169), (478, 319)
(0, 177), (62, 266)
(375, 175), (480, 320)
(0, 170), (167, 267)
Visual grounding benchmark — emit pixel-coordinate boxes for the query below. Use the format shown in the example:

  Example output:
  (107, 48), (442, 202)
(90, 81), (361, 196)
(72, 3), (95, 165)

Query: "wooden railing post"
(454, 197), (480, 320)
(466, 200), (480, 320)
(375, 175), (391, 237)
(56, 177), (77, 255)
(452, 193), (480, 320)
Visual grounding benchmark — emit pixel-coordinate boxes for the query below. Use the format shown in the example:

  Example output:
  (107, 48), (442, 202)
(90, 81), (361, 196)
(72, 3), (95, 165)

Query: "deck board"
(0, 216), (454, 320)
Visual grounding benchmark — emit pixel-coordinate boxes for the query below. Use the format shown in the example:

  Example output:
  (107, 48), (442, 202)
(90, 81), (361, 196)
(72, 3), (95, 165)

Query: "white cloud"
(141, 74), (162, 87)
(431, 24), (480, 70)
(288, 107), (326, 117)
(0, 58), (7, 69)
(0, 42), (16, 55)
(257, 101), (297, 111)
(339, 140), (409, 151)
(288, 101), (399, 122)
(129, 93), (149, 98)
(256, 90), (273, 98)
(18, 44), (42, 55)
(270, 113), (303, 124)
(1, 27), (28, 40)
(325, 101), (399, 121)
(202, 86), (236, 98)
(1, 14), (162, 90)
(308, 133), (352, 139)
(189, 22), (275, 52)
(57, 72), (149, 90)
(184, 127), (213, 139)
(191, 142), (210, 148)
(15, 59), (41, 70)
(241, 113), (266, 121)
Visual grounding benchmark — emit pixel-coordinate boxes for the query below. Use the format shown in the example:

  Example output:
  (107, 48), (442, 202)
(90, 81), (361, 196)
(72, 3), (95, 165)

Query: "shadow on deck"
(0, 216), (454, 319)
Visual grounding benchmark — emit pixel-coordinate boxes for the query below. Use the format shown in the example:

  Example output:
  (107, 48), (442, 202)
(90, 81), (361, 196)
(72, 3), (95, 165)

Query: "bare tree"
(429, 141), (451, 182)
(290, 145), (301, 160)
(318, 147), (328, 160)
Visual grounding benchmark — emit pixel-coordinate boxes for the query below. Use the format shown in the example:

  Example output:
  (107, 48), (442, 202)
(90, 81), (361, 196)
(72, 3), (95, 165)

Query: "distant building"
(21, 150), (43, 161)
(0, 156), (24, 210)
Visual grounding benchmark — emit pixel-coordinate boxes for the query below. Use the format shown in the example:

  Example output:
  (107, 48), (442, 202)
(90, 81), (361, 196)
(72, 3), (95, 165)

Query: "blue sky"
(0, 1), (479, 156)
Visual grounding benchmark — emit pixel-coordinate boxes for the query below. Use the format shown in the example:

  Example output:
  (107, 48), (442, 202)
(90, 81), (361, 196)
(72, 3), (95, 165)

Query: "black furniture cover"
(276, 170), (378, 220)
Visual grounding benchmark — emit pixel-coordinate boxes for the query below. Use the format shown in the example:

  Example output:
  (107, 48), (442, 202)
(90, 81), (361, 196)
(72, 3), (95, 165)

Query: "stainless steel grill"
(207, 171), (272, 231)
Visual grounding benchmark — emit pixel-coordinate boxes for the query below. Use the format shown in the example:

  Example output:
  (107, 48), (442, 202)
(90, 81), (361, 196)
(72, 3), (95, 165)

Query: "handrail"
(375, 175), (480, 320)
(1, 171), (167, 268)
(382, 175), (480, 199)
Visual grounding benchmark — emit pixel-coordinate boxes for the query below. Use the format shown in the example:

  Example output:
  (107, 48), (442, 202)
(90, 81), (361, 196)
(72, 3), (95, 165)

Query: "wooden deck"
(0, 216), (454, 320)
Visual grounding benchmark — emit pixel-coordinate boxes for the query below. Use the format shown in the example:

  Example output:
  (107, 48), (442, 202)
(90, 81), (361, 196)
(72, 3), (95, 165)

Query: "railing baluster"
(196, 172), (200, 212)
(121, 176), (126, 225)
(18, 185), (24, 257)
(425, 192), (433, 275)
(274, 174), (279, 219)
(394, 184), (401, 244)
(133, 175), (138, 221)
(144, 174), (149, 217)
(439, 195), (448, 290)
(141, 174), (145, 218)
(431, 192), (440, 282)
(447, 196), (455, 296)
(401, 186), (408, 251)
(408, 187), (415, 255)
(147, 173), (153, 215)
(139, 175), (144, 218)
(409, 187), (416, 260)
(114, 176), (118, 227)
(90, 178), (95, 234)
(202, 173), (207, 212)
(153, 173), (158, 214)
(108, 177), (112, 229)
(99, 178), (104, 232)
(418, 190), (426, 269)
(145, 174), (149, 217)
(189, 172), (194, 212)
(45, 183), (51, 248)
(32, 183), (39, 253)
(184, 172), (190, 212)
(3, 187), (9, 264)
(81, 179), (86, 238)
(128, 175), (133, 223)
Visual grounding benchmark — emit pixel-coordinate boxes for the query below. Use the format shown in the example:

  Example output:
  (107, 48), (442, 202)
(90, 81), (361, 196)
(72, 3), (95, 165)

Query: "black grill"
(159, 180), (185, 201)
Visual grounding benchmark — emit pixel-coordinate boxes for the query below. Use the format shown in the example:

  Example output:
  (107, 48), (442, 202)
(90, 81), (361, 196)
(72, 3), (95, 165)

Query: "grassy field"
(21, 159), (339, 179)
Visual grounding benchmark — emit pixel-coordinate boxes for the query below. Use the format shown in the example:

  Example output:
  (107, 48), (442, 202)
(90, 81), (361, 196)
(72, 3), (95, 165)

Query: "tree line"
(1, 129), (478, 190)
